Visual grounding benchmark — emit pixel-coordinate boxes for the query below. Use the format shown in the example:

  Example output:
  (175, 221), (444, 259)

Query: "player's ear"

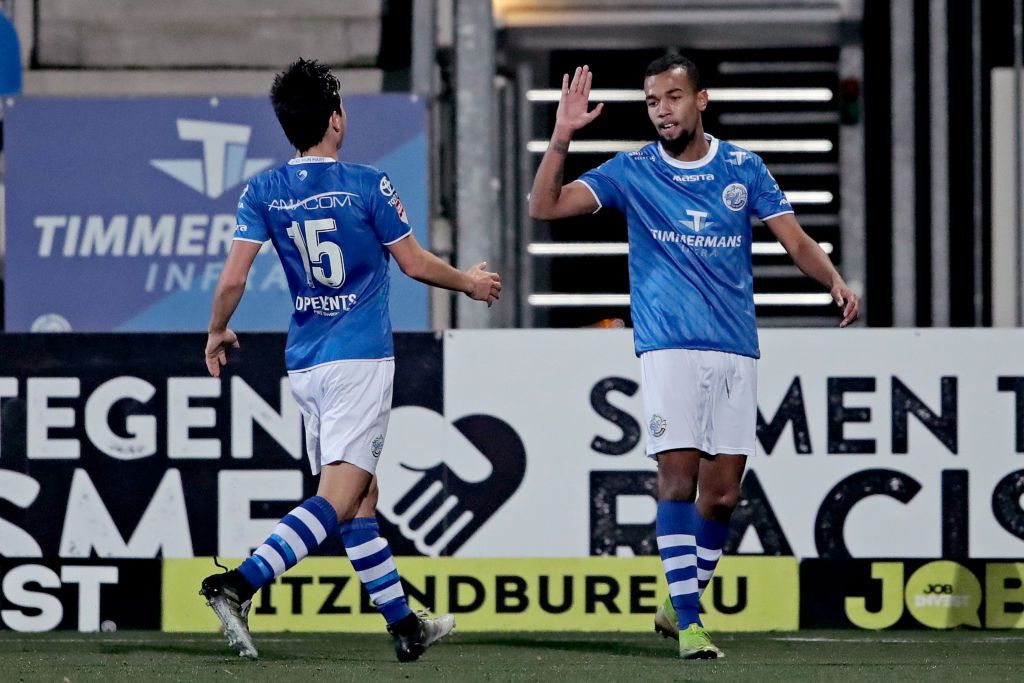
(696, 88), (708, 112)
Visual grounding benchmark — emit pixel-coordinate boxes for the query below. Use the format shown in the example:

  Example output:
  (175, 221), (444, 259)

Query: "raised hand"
(465, 262), (501, 306)
(555, 65), (604, 136)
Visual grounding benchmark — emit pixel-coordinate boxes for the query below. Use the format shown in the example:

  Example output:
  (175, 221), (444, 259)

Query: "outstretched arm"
(388, 233), (501, 305)
(765, 213), (860, 327)
(206, 239), (262, 376)
(528, 65), (604, 220)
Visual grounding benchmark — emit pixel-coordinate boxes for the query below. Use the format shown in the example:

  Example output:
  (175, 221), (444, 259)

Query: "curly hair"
(644, 53), (703, 92)
(270, 58), (342, 152)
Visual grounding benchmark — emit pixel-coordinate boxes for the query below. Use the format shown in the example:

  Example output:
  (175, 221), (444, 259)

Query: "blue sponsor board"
(4, 96), (429, 332)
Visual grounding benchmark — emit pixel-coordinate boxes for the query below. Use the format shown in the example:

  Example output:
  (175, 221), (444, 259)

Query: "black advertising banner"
(801, 559), (1024, 629)
(0, 559), (161, 631)
(0, 333), (442, 561)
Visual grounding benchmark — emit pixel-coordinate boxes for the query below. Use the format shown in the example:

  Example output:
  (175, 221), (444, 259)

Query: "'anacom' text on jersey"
(234, 157), (411, 370)
(577, 135), (793, 359)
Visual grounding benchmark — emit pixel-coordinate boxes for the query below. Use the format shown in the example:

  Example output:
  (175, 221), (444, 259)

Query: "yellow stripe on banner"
(163, 557), (798, 632)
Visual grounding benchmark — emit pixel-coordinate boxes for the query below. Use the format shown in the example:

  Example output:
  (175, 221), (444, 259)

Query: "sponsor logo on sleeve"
(726, 150), (749, 166)
(389, 194), (410, 225)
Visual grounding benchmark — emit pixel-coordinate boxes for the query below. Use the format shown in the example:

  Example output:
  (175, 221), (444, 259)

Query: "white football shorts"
(287, 359), (394, 476)
(640, 348), (757, 458)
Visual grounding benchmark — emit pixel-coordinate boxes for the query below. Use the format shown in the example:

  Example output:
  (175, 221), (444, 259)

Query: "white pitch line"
(769, 636), (1024, 644)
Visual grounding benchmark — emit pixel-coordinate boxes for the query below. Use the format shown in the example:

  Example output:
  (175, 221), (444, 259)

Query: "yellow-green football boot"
(678, 623), (724, 660)
(654, 596), (679, 639)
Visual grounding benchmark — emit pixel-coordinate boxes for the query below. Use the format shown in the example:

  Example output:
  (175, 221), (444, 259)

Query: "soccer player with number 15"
(201, 58), (500, 661)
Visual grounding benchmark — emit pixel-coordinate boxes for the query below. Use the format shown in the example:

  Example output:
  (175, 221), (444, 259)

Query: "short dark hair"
(644, 53), (703, 91)
(270, 58), (342, 152)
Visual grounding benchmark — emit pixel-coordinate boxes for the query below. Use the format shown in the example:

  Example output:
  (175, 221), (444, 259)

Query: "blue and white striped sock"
(236, 496), (338, 591)
(656, 500), (702, 628)
(696, 514), (729, 597)
(340, 517), (414, 626)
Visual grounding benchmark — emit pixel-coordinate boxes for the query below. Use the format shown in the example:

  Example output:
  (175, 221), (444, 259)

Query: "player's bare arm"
(205, 239), (261, 377)
(388, 233), (501, 305)
(528, 65), (604, 220)
(765, 212), (860, 327)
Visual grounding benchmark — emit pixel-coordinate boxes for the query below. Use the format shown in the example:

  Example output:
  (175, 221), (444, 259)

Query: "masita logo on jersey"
(672, 173), (715, 182)
(150, 119), (274, 199)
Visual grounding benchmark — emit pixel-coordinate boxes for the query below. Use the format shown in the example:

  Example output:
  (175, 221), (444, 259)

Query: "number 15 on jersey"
(287, 218), (346, 288)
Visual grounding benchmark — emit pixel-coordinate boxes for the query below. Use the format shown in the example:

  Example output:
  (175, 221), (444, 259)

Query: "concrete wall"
(35, 0), (382, 68)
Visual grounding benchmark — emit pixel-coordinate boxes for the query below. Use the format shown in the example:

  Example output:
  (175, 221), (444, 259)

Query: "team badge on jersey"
(297, 169), (308, 181)
(722, 183), (748, 211)
(371, 433), (385, 458)
(649, 414), (667, 438)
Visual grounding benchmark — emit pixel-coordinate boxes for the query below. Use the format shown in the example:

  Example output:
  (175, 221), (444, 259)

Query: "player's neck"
(662, 125), (709, 162)
(296, 142), (339, 161)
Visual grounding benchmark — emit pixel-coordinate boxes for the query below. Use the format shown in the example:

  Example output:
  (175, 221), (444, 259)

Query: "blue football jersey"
(576, 135), (793, 358)
(234, 156), (412, 370)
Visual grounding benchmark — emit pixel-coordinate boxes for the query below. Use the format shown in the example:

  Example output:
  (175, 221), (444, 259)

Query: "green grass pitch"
(1, 631), (1022, 682)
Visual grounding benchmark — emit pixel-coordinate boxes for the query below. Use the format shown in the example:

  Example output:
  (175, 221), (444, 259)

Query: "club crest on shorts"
(722, 183), (748, 211)
(649, 414), (667, 438)
(371, 434), (385, 458)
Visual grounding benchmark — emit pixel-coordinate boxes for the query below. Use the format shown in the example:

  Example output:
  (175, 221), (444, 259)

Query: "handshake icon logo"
(377, 407), (527, 556)
(376, 405), (528, 557)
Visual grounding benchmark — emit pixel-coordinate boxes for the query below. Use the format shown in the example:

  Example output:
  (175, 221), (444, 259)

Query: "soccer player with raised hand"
(201, 58), (500, 661)
(530, 57), (858, 659)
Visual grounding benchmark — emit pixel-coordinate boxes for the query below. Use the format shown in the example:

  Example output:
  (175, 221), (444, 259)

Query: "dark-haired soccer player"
(200, 58), (500, 661)
(529, 56), (858, 659)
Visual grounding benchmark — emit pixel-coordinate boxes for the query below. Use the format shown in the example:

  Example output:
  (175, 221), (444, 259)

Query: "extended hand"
(555, 65), (604, 136)
(465, 262), (501, 306)
(831, 284), (860, 328)
(205, 328), (240, 377)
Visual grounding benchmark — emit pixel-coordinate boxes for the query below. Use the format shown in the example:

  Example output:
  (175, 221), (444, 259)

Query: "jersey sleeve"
(575, 153), (629, 213)
(750, 155), (794, 221)
(366, 169), (414, 245)
(234, 181), (270, 243)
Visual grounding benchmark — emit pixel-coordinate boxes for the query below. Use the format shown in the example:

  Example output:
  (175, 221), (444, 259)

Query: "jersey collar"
(657, 134), (718, 169)
(288, 156), (337, 165)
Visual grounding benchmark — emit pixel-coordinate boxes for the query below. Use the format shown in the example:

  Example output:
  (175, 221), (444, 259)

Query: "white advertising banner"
(378, 329), (1024, 559)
